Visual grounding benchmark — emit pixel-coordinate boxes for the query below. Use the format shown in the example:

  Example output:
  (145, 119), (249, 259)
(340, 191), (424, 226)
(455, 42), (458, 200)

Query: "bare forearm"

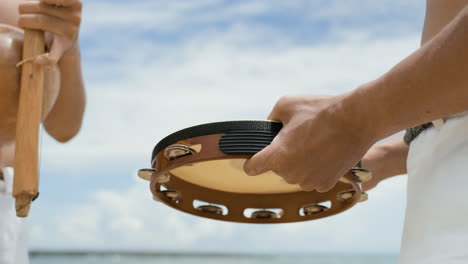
(0, 143), (15, 168)
(43, 44), (85, 142)
(362, 133), (408, 180)
(344, 6), (468, 141)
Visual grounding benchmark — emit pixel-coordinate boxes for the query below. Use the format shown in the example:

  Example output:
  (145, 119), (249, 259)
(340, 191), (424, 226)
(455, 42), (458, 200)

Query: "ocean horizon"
(29, 251), (399, 264)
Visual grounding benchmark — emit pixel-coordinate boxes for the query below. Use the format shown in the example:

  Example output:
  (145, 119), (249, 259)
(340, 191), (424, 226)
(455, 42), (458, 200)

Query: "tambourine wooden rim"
(140, 120), (371, 224)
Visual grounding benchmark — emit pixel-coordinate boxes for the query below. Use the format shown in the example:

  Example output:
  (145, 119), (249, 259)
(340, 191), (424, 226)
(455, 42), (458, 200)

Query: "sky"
(29, 0), (426, 254)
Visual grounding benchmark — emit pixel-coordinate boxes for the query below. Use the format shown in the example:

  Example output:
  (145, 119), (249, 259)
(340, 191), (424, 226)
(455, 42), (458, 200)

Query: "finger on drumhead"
(314, 182), (335, 193)
(243, 145), (276, 176)
(299, 183), (315, 192)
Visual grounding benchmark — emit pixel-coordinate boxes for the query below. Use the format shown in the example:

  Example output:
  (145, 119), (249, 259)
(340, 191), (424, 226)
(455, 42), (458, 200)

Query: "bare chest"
(0, 0), (21, 27)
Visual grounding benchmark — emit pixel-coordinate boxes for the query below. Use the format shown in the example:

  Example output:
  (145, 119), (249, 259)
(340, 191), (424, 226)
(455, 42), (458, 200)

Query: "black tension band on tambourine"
(219, 130), (278, 154)
(151, 121), (283, 161)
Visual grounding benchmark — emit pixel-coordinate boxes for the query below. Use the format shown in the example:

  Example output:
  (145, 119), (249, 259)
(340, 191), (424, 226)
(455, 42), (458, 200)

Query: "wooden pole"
(13, 29), (45, 217)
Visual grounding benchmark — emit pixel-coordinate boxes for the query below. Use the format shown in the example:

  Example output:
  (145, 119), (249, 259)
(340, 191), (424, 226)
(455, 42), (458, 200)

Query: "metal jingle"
(251, 210), (278, 219)
(137, 168), (155, 181)
(197, 205), (223, 215)
(164, 144), (196, 161)
(359, 192), (369, 203)
(351, 168), (373, 182)
(302, 204), (329, 215)
(156, 173), (171, 183)
(162, 190), (181, 202)
(337, 190), (356, 202)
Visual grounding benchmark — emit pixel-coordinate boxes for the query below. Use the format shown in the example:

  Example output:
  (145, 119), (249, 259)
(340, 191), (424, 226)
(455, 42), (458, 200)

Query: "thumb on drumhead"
(244, 145), (276, 176)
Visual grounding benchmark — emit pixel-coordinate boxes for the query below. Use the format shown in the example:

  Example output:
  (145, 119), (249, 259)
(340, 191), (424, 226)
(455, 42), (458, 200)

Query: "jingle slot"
(161, 190), (182, 203)
(159, 184), (168, 192)
(243, 208), (283, 219)
(337, 190), (356, 202)
(164, 144), (200, 161)
(300, 201), (331, 216)
(158, 185), (182, 203)
(351, 168), (372, 182)
(193, 200), (228, 216)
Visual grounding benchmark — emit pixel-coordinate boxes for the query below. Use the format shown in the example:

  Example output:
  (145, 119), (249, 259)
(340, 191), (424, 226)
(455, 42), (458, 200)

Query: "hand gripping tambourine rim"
(139, 120), (372, 224)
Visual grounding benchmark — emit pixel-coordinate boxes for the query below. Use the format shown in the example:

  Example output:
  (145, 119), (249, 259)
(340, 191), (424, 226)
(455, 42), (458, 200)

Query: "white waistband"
(432, 110), (468, 129)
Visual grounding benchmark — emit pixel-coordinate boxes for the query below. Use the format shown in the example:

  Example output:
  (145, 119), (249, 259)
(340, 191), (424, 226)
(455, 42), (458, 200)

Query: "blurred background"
(30, 0), (425, 263)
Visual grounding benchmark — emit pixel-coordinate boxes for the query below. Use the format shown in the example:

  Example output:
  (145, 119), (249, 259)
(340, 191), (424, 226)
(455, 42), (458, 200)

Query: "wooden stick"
(13, 29), (45, 218)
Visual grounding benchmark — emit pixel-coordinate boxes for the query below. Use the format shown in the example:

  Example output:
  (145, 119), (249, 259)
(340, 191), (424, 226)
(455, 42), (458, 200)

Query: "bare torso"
(0, 0), (60, 147)
(0, 0), (20, 26)
(0, 0), (61, 166)
(422, 0), (468, 123)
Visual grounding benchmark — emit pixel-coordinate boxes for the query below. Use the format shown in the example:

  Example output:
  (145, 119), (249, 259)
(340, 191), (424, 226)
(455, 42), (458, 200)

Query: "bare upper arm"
(422, 0), (468, 44)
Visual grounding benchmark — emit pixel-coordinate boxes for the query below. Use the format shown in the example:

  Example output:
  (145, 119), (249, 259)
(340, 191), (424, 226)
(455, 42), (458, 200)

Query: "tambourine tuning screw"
(302, 204), (329, 215)
(162, 190), (182, 202)
(197, 205), (223, 215)
(164, 144), (196, 161)
(251, 210), (278, 219)
(337, 190), (356, 202)
(138, 168), (155, 181)
(156, 173), (171, 183)
(351, 168), (372, 182)
(359, 192), (369, 203)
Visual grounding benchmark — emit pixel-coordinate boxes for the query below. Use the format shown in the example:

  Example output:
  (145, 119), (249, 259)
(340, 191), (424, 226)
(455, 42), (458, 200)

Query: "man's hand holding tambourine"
(244, 94), (377, 192)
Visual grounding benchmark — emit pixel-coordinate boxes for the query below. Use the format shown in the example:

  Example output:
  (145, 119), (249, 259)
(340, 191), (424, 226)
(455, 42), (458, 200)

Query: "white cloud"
(81, 0), (424, 33)
(30, 175), (406, 253)
(30, 179), (237, 251)
(42, 26), (420, 170)
(32, 0), (421, 253)
(82, 0), (269, 33)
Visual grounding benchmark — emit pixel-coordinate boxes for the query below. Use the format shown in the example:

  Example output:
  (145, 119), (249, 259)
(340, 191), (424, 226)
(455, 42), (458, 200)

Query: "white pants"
(0, 168), (29, 264)
(400, 115), (468, 264)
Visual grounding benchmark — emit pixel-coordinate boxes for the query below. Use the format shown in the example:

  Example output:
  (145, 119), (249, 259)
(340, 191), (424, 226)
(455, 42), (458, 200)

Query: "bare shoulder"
(0, 0), (21, 27)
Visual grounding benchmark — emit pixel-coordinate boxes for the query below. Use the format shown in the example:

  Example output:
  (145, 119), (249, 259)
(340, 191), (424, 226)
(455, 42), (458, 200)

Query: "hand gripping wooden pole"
(13, 29), (46, 217)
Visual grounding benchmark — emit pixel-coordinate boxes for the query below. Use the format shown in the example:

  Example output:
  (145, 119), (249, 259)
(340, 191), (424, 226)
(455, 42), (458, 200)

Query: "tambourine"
(138, 121), (371, 224)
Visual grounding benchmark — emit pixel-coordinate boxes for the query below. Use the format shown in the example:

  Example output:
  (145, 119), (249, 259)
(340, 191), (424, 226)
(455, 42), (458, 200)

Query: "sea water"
(30, 253), (398, 264)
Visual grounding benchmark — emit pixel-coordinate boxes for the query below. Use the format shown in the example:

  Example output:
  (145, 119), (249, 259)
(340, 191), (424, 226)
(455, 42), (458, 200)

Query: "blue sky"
(29, 0), (426, 254)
